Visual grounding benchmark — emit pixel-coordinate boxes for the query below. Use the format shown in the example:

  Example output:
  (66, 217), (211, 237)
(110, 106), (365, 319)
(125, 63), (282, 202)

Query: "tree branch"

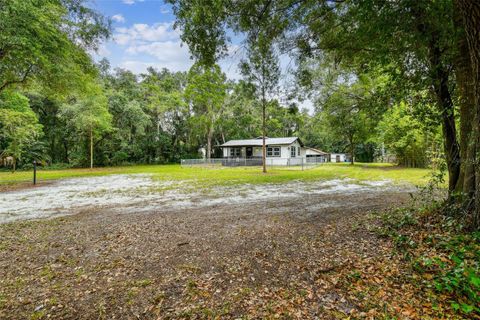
(0, 64), (34, 92)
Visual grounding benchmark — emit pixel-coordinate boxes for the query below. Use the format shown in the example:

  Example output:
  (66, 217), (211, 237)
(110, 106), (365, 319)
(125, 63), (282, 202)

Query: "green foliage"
(60, 81), (112, 167)
(185, 63), (226, 158)
(0, 0), (110, 95)
(185, 63), (226, 120)
(416, 232), (480, 316)
(379, 205), (479, 317)
(0, 91), (43, 170)
(169, 0), (229, 66)
(61, 84), (111, 137)
(376, 102), (442, 168)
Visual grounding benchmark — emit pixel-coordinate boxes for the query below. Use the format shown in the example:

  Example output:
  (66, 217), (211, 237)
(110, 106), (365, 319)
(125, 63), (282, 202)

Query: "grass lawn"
(0, 162), (433, 188)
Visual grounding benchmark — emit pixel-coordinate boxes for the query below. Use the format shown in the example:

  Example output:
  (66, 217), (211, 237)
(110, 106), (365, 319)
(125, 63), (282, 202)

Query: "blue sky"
(90, 0), (243, 79)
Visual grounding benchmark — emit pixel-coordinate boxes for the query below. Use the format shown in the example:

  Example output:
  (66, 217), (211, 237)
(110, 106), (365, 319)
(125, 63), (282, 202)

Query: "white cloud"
(160, 7), (170, 14)
(113, 21), (246, 79)
(124, 41), (192, 71)
(122, 0), (144, 4)
(112, 14), (125, 23)
(114, 23), (178, 45)
(122, 0), (145, 4)
(114, 21), (192, 73)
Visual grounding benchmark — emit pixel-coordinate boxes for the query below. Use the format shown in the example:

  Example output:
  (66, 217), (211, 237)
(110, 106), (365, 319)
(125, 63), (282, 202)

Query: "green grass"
(0, 163), (433, 188)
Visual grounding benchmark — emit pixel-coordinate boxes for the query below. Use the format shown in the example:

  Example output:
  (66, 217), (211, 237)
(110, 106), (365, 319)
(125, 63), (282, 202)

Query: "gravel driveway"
(0, 176), (417, 319)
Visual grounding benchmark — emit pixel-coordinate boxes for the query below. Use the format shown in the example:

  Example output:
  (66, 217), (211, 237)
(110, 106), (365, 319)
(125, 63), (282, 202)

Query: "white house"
(219, 137), (328, 166)
(330, 153), (349, 163)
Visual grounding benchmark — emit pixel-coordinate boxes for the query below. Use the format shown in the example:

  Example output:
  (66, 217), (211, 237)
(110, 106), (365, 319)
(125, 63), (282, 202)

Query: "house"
(330, 153), (349, 163)
(219, 137), (327, 166)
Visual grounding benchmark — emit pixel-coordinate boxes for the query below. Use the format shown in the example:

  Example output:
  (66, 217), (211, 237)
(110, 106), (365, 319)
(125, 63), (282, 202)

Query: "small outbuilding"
(304, 147), (329, 163)
(330, 153), (349, 163)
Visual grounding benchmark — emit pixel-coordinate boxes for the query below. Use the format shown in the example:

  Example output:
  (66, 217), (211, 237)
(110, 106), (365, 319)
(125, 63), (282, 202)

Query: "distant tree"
(0, 91), (42, 171)
(185, 63), (226, 159)
(240, 38), (280, 173)
(322, 85), (371, 165)
(141, 68), (189, 162)
(377, 102), (441, 168)
(219, 81), (260, 141)
(61, 83), (112, 168)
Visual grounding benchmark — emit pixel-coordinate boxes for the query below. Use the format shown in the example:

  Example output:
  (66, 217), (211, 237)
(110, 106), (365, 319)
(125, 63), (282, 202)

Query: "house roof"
(220, 137), (303, 147)
(305, 147), (329, 155)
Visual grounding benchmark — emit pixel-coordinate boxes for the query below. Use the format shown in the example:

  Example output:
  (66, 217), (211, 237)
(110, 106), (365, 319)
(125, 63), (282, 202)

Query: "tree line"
(0, 1), (440, 171)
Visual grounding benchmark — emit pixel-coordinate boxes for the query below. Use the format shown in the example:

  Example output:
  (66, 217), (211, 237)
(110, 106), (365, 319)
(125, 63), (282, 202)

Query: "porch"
(223, 146), (263, 159)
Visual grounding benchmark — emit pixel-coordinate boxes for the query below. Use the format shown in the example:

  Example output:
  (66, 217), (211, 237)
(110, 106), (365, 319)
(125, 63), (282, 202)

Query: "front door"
(246, 147), (253, 158)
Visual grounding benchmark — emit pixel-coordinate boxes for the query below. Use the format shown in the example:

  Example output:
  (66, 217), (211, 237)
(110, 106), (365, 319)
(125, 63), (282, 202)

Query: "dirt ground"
(0, 178), (420, 319)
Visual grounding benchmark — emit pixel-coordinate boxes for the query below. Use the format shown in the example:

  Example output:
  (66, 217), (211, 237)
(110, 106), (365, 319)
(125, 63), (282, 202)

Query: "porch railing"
(180, 157), (327, 169)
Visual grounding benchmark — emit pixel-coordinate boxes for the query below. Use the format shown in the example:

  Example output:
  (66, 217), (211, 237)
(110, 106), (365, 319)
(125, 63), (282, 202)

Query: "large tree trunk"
(453, 2), (476, 197)
(456, 0), (480, 229)
(428, 39), (461, 193)
(413, 4), (461, 194)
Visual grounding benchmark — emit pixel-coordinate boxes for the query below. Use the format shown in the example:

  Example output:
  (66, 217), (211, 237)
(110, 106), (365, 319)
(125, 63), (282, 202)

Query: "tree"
(97, 67), (151, 165)
(321, 85), (371, 165)
(185, 63), (226, 159)
(377, 101), (441, 168)
(240, 37), (280, 173)
(219, 81), (260, 141)
(0, 91), (42, 171)
(61, 83), (111, 168)
(0, 0), (110, 95)
(140, 68), (189, 163)
(455, 0), (480, 227)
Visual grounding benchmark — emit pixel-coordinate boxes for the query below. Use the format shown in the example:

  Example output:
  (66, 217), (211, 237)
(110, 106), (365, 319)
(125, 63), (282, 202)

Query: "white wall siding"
(330, 153), (347, 162)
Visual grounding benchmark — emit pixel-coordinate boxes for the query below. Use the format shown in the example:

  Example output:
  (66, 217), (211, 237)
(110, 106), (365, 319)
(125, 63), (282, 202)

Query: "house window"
(298, 147), (300, 156)
(229, 148), (241, 157)
(291, 146), (296, 158)
(267, 146), (281, 157)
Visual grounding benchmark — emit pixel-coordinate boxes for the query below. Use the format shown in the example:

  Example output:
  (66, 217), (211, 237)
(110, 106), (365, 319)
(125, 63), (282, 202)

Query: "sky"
(90, 0), (243, 78)
(89, 0), (314, 112)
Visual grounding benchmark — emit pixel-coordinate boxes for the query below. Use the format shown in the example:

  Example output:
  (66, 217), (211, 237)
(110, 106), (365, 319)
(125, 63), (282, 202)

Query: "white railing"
(180, 157), (327, 169)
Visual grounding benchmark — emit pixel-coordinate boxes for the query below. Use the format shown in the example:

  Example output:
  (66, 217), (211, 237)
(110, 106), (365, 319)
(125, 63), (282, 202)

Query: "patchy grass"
(0, 163), (432, 189)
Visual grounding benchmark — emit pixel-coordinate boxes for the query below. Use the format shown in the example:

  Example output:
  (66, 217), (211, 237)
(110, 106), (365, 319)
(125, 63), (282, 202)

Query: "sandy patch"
(0, 174), (416, 223)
